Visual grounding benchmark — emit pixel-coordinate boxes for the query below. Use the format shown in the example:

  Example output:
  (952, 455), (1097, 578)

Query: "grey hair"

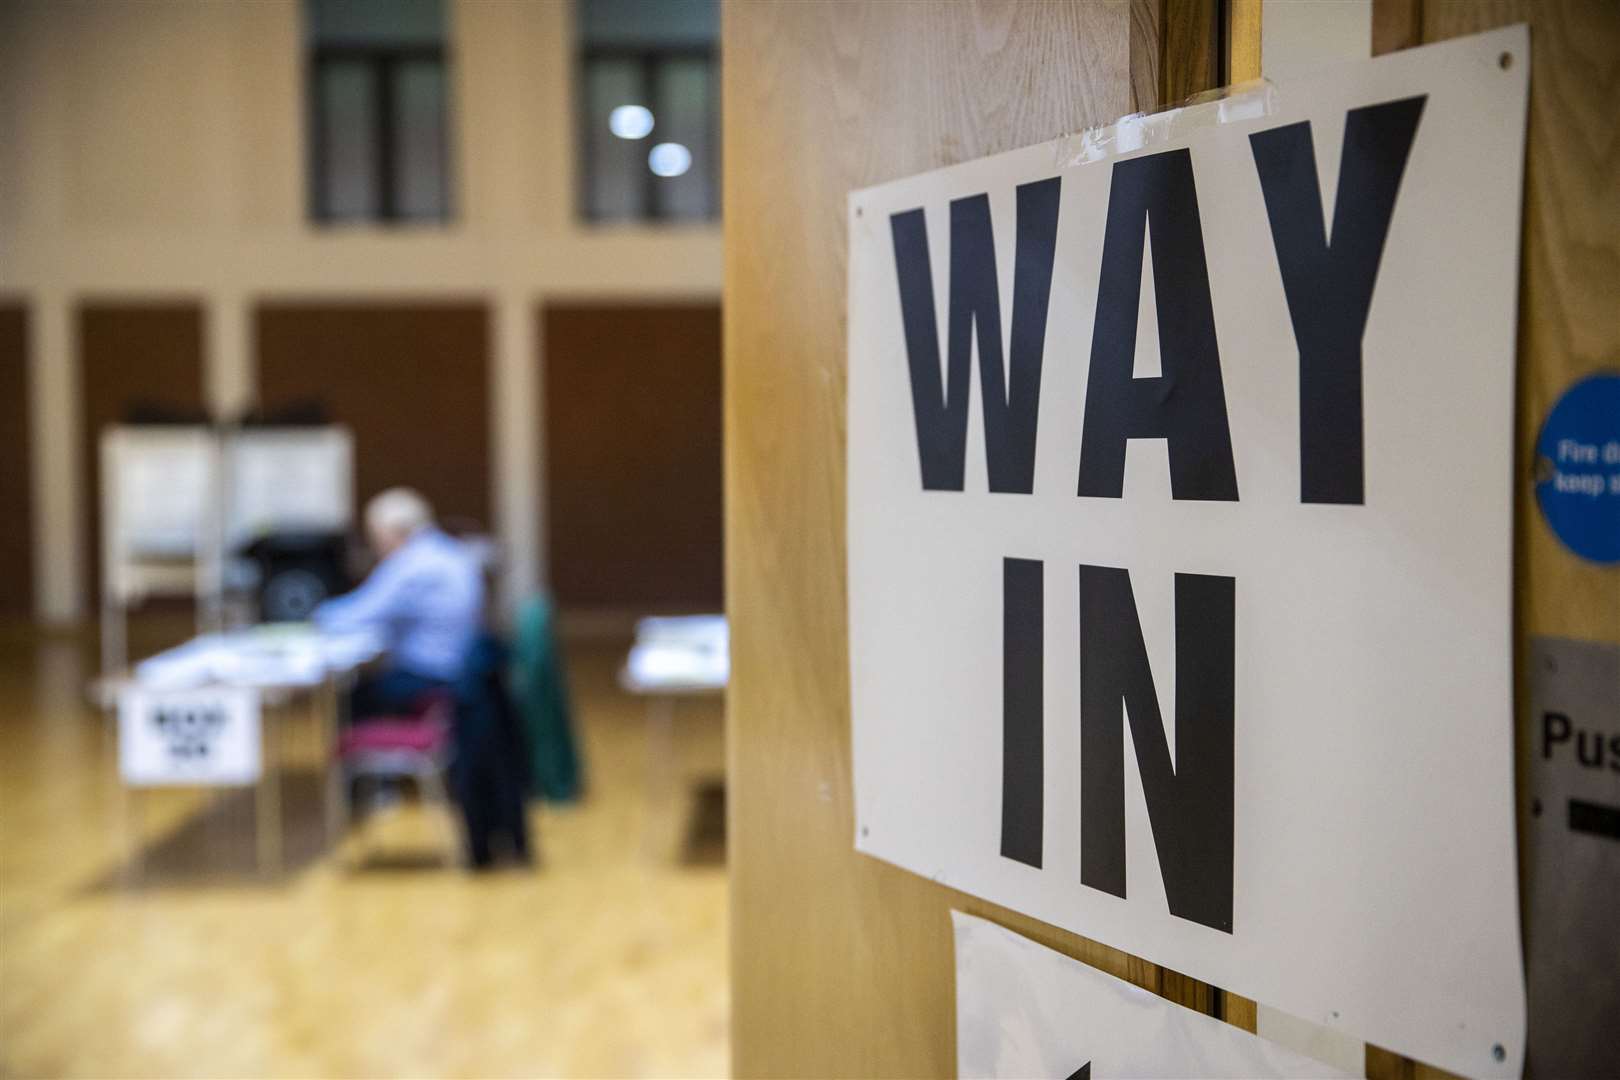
(365, 487), (433, 540)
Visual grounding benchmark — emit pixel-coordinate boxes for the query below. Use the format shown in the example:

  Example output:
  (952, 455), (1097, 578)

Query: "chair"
(337, 692), (461, 866)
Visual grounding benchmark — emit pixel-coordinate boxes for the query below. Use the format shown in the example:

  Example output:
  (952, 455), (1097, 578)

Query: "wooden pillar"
(724, 1), (1262, 1074)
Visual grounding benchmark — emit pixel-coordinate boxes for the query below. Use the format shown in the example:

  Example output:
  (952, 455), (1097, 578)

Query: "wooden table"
(101, 626), (381, 879)
(618, 615), (727, 856)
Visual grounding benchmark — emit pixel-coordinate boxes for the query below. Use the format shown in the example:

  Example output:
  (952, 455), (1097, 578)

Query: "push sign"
(119, 687), (262, 787)
(1524, 637), (1620, 1078)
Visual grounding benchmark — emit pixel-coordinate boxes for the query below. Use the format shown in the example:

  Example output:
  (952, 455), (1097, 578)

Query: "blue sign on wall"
(1534, 373), (1620, 564)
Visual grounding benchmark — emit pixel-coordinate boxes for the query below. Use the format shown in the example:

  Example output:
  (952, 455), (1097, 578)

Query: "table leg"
(322, 678), (345, 847)
(643, 695), (678, 859)
(256, 706), (282, 877)
(120, 782), (143, 886)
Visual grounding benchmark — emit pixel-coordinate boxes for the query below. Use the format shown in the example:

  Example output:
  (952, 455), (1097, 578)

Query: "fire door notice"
(847, 26), (1529, 1079)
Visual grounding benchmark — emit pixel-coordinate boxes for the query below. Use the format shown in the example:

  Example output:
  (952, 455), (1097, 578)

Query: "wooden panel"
(542, 302), (723, 612)
(723, 2), (1240, 1076)
(1372, 0), (1424, 55)
(1225, 0), (1264, 83)
(1161, 0), (1221, 103)
(255, 303), (491, 532)
(1365, 2), (1620, 1078)
(0, 302), (32, 616)
(1131, 0), (1222, 111)
(78, 301), (206, 603)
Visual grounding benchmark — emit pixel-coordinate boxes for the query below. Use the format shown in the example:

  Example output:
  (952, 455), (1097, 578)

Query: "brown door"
(541, 301), (723, 612)
(78, 301), (207, 605)
(0, 302), (32, 616)
(255, 302), (492, 533)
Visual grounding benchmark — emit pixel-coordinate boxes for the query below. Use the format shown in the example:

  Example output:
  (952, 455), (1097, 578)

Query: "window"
(578, 0), (719, 223)
(306, 0), (451, 224)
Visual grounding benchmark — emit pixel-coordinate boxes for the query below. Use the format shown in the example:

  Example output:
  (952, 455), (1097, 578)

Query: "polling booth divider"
(99, 424), (354, 676)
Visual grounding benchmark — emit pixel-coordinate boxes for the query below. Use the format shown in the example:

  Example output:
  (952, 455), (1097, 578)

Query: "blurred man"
(314, 487), (484, 718)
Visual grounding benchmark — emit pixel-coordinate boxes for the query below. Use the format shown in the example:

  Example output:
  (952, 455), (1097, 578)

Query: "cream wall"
(0, 0), (724, 623)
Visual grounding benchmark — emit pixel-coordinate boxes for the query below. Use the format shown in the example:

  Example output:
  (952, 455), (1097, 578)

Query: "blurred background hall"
(1, 0), (728, 1075)
(7, 2), (1612, 1079)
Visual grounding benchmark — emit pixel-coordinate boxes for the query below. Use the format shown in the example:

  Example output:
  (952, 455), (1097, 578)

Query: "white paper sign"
(954, 911), (1353, 1080)
(119, 686), (262, 787)
(103, 426), (216, 559)
(226, 427), (353, 547)
(849, 27), (1528, 1079)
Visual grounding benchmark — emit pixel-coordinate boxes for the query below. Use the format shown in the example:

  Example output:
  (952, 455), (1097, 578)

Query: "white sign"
(226, 426), (353, 547)
(848, 27), (1528, 1079)
(102, 426), (217, 560)
(954, 911), (1352, 1080)
(119, 686), (262, 787)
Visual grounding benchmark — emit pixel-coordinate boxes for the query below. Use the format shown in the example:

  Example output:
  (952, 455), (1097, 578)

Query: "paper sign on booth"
(848, 26), (1529, 1079)
(953, 911), (1353, 1080)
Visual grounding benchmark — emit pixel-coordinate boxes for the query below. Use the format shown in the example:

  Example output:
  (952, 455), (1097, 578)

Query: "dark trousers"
(451, 637), (532, 868)
(348, 668), (450, 721)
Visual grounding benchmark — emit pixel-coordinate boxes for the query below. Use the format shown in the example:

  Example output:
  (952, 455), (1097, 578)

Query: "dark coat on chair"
(450, 635), (532, 867)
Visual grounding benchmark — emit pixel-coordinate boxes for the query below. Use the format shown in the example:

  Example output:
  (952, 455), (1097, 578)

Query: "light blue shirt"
(313, 527), (484, 682)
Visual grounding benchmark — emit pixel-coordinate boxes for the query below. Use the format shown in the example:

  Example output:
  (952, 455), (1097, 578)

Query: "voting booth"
(99, 423), (360, 877)
(100, 425), (224, 678)
(228, 427), (354, 622)
(100, 424), (354, 675)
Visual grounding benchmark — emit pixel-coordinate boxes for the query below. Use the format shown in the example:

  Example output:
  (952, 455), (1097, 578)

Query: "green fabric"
(511, 595), (582, 802)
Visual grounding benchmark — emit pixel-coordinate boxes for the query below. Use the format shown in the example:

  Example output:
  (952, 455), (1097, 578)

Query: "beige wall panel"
(230, 1), (303, 231)
(59, 3), (224, 229)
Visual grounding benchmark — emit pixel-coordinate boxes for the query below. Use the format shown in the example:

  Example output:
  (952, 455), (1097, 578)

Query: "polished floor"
(0, 622), (729, 1078)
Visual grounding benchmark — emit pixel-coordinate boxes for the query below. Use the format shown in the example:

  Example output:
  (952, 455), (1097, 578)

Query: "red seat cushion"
(339, 700), (452, 757)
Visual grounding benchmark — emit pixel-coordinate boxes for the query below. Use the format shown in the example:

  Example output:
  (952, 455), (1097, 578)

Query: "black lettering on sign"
(1079, 565), (1235, 933)
(1568, 799), (1620, 842)
(1542, 711), (1571, 757)
(1541, 710), (1620, 773)
(154, 704), (226, 762)
(1077, 149), (1239, 502)
(890, 178), (1062, 493)
(1249, 95), (1426, 505)
(1577, 729), (1605, 768)
(1002, 557), (1044, 867)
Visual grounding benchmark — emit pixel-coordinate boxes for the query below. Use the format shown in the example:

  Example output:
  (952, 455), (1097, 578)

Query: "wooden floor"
(0, 623), (729, 1078)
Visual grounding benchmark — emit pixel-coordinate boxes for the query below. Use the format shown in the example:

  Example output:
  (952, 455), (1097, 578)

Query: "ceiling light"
(648, 142), (692, 178)
(609, 104), (655, 140)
